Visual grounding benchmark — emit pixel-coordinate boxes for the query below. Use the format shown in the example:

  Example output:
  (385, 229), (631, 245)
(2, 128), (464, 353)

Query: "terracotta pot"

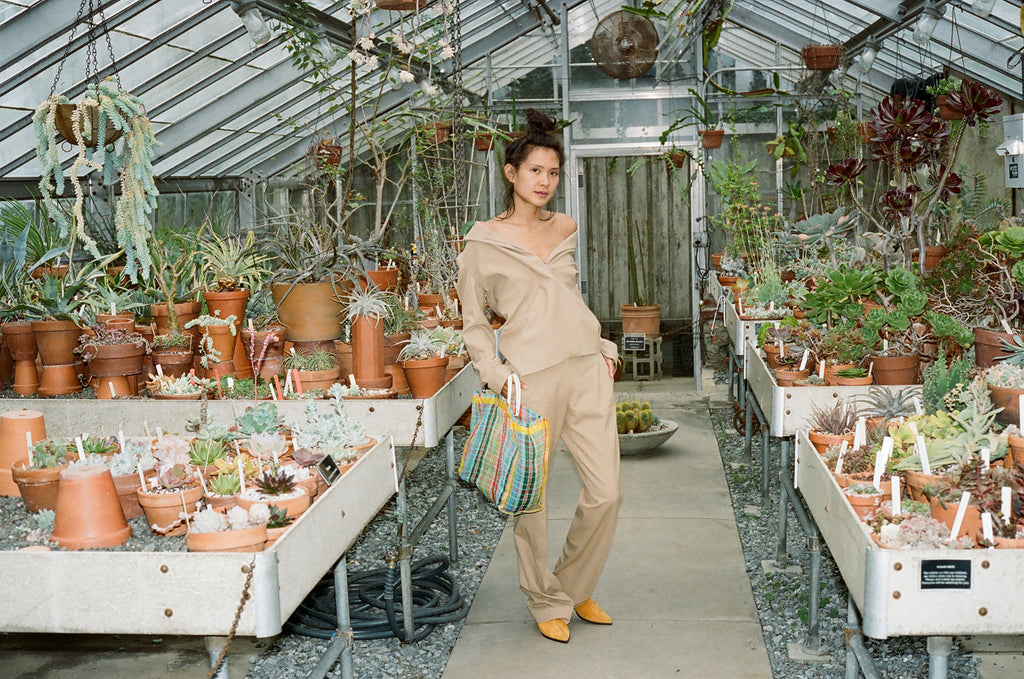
(152, 391), (203, 400)
(241, 326), (287, 381)
(985, 533), (1024, 549)
(445, 355), (467, 384)
(802, 43), (843, 70)
(31, 319), (83, 395)
(857, 121), (875, 144)
(986, 384), (1024, 427)
(198, 323), (237, 377)
(473, 133), (495, 152)
(1006, 433), (1024, 469)
(974, 327), (1018, 368)
(96, 312), (135, 327)
(402, 356), (448, 398)
(272, 281), (348, 341)
(11, 458), (66, 512)
(832, 374), (873, 386)
(50, 465), (132, 550)
(186, 524), (268, 552)
(762, 342), (783, 370)
(0, 336), (10, 390)
(418, 293), (444, 316)
(2, 321), (37, 361)
(80, 341), (146, 377)
(718, 274), (738, 287)
(912, 245), (948, 272)
(150, 300), (202, 338)
(112, 472), (146, 519)
(904, 469), (946, 503)
(385, 363), (410, 395)
(137, 485), (204, 536)
(438, 318), (463, 330)
(868, 354), (918, 385)
(620, 304), (661, 338)
(364, 268), (400, 291)
(936, 95), (963, 121)
(237, 487), (311, 519)
(351, 314), (387, 384)
(205, 492), (238, 510)
(94, 375), (132, 399)
(0, 409), (46, 497)
(821, 362), (856, 385)
(151, 346), (194, 379)
(808, 430), (854, 456)
(265, 524), (291, 547)
(699, 129), (724, 149)
(774, 368), (809, 387)
(203, 288), (250, 379)
(334, 340), (354, 378)
(710, 253), (724, 271)
(293, 367), (341, 394)
(384, 332), (410, 366)
(930, 496), (982, 542)
(845, 490), (883, 520)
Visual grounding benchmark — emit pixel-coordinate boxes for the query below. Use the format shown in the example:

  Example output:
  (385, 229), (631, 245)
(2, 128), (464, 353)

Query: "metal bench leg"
(743, 388), (754, 464)
(776, 438), (790, 567)
(308, 556), (354, 679)
(205, 637), (229, 679)
(846, 599), (860, 679)
(446, 428), (459, 564)
(728, 348), (736, 401)
(927, 636), (952, 679)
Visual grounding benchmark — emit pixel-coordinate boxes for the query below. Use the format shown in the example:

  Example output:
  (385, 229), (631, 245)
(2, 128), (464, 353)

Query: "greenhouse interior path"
(441, 376), (774, 679)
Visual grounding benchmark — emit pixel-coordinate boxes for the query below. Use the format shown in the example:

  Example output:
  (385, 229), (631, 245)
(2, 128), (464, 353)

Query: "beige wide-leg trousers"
(513, 352), (622, 624)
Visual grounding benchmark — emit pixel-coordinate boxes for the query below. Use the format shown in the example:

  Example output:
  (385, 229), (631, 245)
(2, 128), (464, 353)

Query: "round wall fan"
(590, 10), (659, 80)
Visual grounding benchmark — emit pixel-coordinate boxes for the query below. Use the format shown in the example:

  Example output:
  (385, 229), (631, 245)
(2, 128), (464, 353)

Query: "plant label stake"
(981, 447), (991, 471)
(348, 373), (357, 388)
(180, 491), (190, 532)
(156, 426), (163, 442)
(912, 397), (923, 416)
(818, 360), (825, 380)
(118, 428), (126, 456)
(1002, 487), (1012, 524)
(109, 303), (116, 316)
(238, 457), (246, 495)
(768, 301), (775, 312)
(883, 339), (888, 353)
(1019, 394), (1024, 431)
(873, 437), (893, 490)
(284, 370), (293, 395)
(195, 468), (208, 495)
(950, 491), (971, 539)
(908, 420), (919, 436)
(981, 512), (994, 548)
(25, 431), (33, 467)
(293, 371), (303, 395)
(892, 476), (901, 516)
(248, 318), (254, 333)
(799, 349), (809, 372)
(273, 374), (285, 399)
(75, 437), (85, 460)
(390, 435), (399, 492)
(227, 376), (234, 390)
(156, 363), (164, 377)
(137, 462), (146, 489)
(916, 436), (932, 475)
(835, 440), (848, 475)
(868, 361), (873, 377)
(854, 418), (866, 450)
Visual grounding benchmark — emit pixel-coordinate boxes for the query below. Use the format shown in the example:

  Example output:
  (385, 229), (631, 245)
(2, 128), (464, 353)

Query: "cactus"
(616, 411), (628, 434)
(638, 410), (653, 432)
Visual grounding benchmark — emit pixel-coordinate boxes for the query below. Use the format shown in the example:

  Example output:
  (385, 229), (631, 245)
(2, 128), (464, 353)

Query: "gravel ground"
(708, 397), (981, 679)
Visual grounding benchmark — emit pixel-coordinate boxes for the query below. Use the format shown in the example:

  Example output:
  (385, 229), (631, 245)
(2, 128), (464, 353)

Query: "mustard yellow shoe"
(536, 618), (570, 643)
(573, 599), (612, 625)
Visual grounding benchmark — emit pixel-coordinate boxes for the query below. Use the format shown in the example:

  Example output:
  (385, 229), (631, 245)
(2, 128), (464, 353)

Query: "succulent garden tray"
(722, 297), (776, 358)
(743, 341), (921, 437)
(795, 431), (1024, 639)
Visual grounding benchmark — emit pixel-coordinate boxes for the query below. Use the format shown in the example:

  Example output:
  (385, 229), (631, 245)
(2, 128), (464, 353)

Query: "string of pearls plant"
(32, 77), (159, 283)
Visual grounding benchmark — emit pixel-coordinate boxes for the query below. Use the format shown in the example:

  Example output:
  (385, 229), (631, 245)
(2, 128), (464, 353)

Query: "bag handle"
(504, 373), (522, 417)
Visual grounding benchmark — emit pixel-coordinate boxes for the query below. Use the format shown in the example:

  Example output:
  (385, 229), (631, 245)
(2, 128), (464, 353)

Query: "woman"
(456, 110), (622, 644)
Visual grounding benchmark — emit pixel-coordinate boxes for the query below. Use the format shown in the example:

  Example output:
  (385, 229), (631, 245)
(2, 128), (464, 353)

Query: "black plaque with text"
(921, 559), (971, 590)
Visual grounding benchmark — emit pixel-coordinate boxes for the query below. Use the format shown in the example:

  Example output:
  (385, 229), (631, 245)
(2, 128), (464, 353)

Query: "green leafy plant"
(198, 226), (270, 292)
(267, 504), (295, 529)
(398, 330), (446, 361)
(189, 438), (228, 466)
(283, 347), (338, 372)
(253, 468), (297, 496)
(209, 472), (241, 496)
(235, 403), (283, 436)
(28, 439), (71, 469)
(922, 349), (973, 414)
(806, 399), (857, 435)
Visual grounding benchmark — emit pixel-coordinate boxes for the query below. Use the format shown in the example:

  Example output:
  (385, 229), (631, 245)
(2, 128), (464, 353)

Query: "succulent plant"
(254, 468), (297, 496)
(80, 436), (118, 457)
(189, 438), (228, 466)
(209, 471), (241, 496)
(856, 386), (921, 420)
(235, 402), (283, 436)
(152, 434), (192, 469)
(267, 504), (295, 529)
(248, 431), (288, 460)
(191, 507), (228, 533)
(28, 438), (71, 469)
(283, 347), (338, 372)
(156, 462), (193, 489)
(806, 400), (857, 435)
(398, 330), (446, 361)
(107, 447), (155, 477)
(615, 400), (656, 434)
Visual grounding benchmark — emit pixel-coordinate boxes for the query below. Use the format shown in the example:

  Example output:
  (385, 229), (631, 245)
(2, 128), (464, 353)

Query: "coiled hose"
(283, 553), (466, 642)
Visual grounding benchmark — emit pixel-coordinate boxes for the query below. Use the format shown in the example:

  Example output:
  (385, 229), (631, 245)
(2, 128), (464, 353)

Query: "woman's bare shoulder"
(555, 213), (578, 238)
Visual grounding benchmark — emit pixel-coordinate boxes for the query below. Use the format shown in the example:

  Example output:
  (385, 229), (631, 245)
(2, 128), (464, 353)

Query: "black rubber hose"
(284, 554), (467, 641)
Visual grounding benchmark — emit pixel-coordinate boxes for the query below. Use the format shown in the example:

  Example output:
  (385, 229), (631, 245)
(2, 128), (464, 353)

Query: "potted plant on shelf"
(283, 347), (341, 395)
(621, 218), (661, 338)
(186, 503), (270, 553)
(206, 472), (242, 509)
(345, 284), (394, 391)
(845, 482), (885, 520)
(11, 438), (72, 512)
(147, 230), (201, 376)
(287, 390), (374, 467)
(103, 442), (156, 520)
(265, 504), (297, 546)
(660, 88), (723, 149)
(76, 326), (148, 399)
(33, 77), (159, 284)
(774, 348), (809, 387)
(805, 400), (857, 454)
(184, 312), (238, 378)
(398, 329), (449, 398)
(236, 467), (311, 519)
(137, 434), (203, 536)
(145, 372), (212, 400)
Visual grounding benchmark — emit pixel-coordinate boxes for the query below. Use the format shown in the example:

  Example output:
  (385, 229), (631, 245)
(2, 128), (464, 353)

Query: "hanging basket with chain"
(31, 0), (159, 284)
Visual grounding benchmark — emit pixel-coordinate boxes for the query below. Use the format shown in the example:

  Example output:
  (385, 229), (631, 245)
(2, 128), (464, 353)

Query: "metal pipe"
(776, 437), (790, 566)
(846, 628), (884, 679)
(927, 636), (952, 679)
(743, 388), (754, 465)
(846, 599), (859, 679)
(307, 556), (355, 679)
(205, 637), (229, 679)
(804, 533), (822, 654)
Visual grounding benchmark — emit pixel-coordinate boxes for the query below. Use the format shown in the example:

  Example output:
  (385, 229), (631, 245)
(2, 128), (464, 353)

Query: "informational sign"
(317, 455), (343, 485)
(920, 559), (971, 590)
(623, 333), (647, 351)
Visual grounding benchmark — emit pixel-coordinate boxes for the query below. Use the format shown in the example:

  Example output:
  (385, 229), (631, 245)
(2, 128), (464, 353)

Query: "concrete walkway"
(441, 378), (773, 679)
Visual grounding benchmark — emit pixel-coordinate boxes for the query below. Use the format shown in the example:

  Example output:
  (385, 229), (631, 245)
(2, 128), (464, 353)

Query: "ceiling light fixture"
(853, 38), (880, 76)
(912, 1), (944, 46)
(240, 6), (272, 46)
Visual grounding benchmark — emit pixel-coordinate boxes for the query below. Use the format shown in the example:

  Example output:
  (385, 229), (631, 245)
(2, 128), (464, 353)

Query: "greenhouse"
(1, 0), (1023, 677)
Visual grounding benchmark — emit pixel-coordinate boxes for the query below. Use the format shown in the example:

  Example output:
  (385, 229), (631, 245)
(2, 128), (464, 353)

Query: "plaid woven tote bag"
(459, 374), (550, 515)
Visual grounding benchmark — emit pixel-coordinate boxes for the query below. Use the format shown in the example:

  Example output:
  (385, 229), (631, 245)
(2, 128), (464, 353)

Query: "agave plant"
(856, 385), (921, 420)
(806, 400), (858, 436)
(398, 330), (446, 361)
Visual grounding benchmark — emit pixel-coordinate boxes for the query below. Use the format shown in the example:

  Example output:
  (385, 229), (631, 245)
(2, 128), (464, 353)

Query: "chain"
(448, 0), (466, 233)
(206, 559), (256, 679)
(47, 0), (122, 99)
(49, 0), (91, 97)
(398, 405), (425, 482)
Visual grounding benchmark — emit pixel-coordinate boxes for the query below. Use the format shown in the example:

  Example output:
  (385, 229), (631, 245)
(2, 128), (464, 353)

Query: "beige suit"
(457, 222), (622, 623)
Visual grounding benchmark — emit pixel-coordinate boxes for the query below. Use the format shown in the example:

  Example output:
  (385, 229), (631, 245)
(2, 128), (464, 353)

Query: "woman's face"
(505, 146), (561, 209)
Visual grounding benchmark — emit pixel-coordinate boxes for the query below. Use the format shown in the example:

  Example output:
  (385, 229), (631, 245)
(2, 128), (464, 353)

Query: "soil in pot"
(50, 465), (132, 550)
(237, 486), (310, 519)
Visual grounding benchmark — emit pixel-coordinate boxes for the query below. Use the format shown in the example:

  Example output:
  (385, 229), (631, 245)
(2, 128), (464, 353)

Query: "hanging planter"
(699, 129), (724, 149)
(801, 44), (843, 70)
(376, 0), (426, 10)
(33, 78), (159, 283)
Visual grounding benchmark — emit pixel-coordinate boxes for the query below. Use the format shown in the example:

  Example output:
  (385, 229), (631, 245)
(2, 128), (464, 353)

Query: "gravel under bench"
(709, 399), (981, 679)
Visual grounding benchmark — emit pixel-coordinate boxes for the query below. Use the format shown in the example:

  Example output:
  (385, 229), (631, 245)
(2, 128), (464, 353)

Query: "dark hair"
(499, 109), (565, 219)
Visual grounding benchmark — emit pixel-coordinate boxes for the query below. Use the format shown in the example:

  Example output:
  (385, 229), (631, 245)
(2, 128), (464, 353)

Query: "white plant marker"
(269, 383), (278, 400)
(284, 370), (293, 394)
(25, 431), (33, 467)
(908, 420), (919, 436)
(196, 468), (208, 495)
(794, 439), (800, 489)
(1002, 487), (1012, 524)
(349, 373), (358, 388)
(181, 491), (190, 531)
(981, 447), (991, 470)
(854, 418), (866, 450)
(75, 437), (85, 460)
(108, 379), (117, 397)
(390, 435), (399, 492)
(137, 462), (146, 489)
(873, 437), (894, 490)
(818, 360), (825, 380)
(737, 297), (743, 315)
(868, 361), (873, 377)
(799, 349), (809, 372)
(892, 476), (901, 516)
(883, 339), (888, 352)
(227, 376), (234, 390)
(981, 512), (995, 548)
(912, 397), (923, 416)
(109, 303), (116, 316)
(156, 363), (164, 377)
(950, 491), (971, 539)
(238, 457), (246, 495)
(1019, 394), (1024, 431)
(248, 318), (254, 333)
(768, 301), (775, 312)
(118, 428), (126, 456)
(156, 426), (163, 442)
(916, 436), (932, 475)
(835, 440), (848, 475)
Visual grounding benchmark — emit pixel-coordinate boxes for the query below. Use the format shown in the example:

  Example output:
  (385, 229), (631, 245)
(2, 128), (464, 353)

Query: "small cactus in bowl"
(615, 400), (657, 434)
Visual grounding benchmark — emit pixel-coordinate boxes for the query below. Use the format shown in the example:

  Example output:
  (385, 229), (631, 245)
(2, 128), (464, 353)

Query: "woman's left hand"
(604, 356), (616, 379)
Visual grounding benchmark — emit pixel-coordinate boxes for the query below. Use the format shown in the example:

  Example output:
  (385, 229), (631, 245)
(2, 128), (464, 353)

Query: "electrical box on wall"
(996, 113), (1024, 189)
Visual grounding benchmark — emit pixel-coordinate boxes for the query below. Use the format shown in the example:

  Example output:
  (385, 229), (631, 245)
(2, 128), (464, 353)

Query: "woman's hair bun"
(524, 108), (557, 135)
